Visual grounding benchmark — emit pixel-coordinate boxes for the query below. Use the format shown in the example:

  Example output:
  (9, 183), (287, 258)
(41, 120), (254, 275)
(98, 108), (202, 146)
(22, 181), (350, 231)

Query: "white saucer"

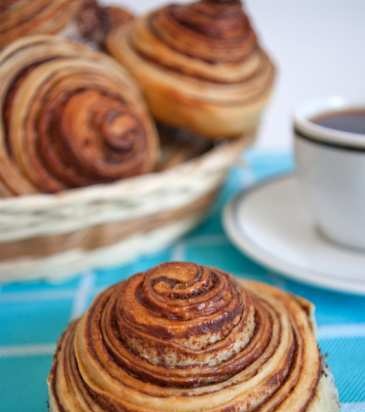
(224, 174), (365, 295)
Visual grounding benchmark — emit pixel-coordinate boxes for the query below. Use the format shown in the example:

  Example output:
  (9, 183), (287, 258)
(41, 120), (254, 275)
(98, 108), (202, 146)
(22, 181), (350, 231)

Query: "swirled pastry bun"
(49, 262), (339, 412)
(0, 35), (159, 195)
(0, 0), (82, 48)
(106, 0), (275, 139)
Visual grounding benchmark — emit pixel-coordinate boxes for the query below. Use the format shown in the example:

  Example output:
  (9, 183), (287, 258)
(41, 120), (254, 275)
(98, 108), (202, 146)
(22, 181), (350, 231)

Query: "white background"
(107, 0), (365, 150)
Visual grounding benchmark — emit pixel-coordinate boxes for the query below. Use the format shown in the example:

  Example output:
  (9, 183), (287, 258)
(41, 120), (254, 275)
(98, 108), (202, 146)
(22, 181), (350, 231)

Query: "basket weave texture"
(0, 137), (248, 282)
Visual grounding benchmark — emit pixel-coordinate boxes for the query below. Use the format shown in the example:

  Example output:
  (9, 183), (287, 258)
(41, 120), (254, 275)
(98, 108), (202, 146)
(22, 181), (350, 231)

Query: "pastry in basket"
(0, 0), (83, 48)
(49, 262), (339, 412)
(106, 0), (275, 139)
(0, 35), (159, 196)
(0, 0), (135, 50)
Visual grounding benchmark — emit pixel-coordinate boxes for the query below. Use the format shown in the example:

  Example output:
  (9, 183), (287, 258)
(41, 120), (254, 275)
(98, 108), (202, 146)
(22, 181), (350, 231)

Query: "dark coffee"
(312, 109), (365, 135)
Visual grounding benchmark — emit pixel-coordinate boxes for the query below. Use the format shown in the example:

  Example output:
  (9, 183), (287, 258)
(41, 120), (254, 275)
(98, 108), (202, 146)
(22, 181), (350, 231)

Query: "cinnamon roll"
(0, 0), (83, 48)
(0, 35), (159, 195)
(49, 262), (339, 411)
(106, 0), (276, 139)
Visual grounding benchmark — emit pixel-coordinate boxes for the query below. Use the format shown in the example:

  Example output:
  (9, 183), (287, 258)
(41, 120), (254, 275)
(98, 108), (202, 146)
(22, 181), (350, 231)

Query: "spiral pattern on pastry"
(48, 262), (339, 412)
(106, 0), (275, 139)
(0, 0), (82, 48)
(0, 35), (159, 195)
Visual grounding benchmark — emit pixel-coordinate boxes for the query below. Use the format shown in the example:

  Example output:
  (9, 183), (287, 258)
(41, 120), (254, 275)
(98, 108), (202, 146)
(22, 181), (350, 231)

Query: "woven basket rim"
(0, 137), (246, 210)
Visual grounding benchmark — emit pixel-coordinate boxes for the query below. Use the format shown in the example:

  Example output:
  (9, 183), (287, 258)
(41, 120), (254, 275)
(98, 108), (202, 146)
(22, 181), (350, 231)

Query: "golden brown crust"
(106, 0), (275, 139)
(0, 35), (159, 195)
(0, 0), (83, 48)
(48, 262), (339, 411)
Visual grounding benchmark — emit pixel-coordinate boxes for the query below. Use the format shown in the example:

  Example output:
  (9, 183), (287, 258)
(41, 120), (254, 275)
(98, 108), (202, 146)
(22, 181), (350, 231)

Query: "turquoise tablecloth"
(1, 151), (365, 412)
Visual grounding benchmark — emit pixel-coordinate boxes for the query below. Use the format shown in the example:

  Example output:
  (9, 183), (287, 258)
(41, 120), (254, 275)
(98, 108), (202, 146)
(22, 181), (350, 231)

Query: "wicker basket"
(0, 136), (249, 282)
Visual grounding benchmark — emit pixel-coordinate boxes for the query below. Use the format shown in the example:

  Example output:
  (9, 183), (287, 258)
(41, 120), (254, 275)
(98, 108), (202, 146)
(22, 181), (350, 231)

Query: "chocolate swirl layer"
(0, 0), (82, 48)
(49, 262), (339, 411)
(106, 0), (275, 139)
(76, 0), (135, 47)
(0, 35), (159, 195)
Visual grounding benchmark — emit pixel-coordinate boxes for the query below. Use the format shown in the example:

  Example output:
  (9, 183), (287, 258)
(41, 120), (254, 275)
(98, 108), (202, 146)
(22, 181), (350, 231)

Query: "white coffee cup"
(294, 97), (365, 250)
